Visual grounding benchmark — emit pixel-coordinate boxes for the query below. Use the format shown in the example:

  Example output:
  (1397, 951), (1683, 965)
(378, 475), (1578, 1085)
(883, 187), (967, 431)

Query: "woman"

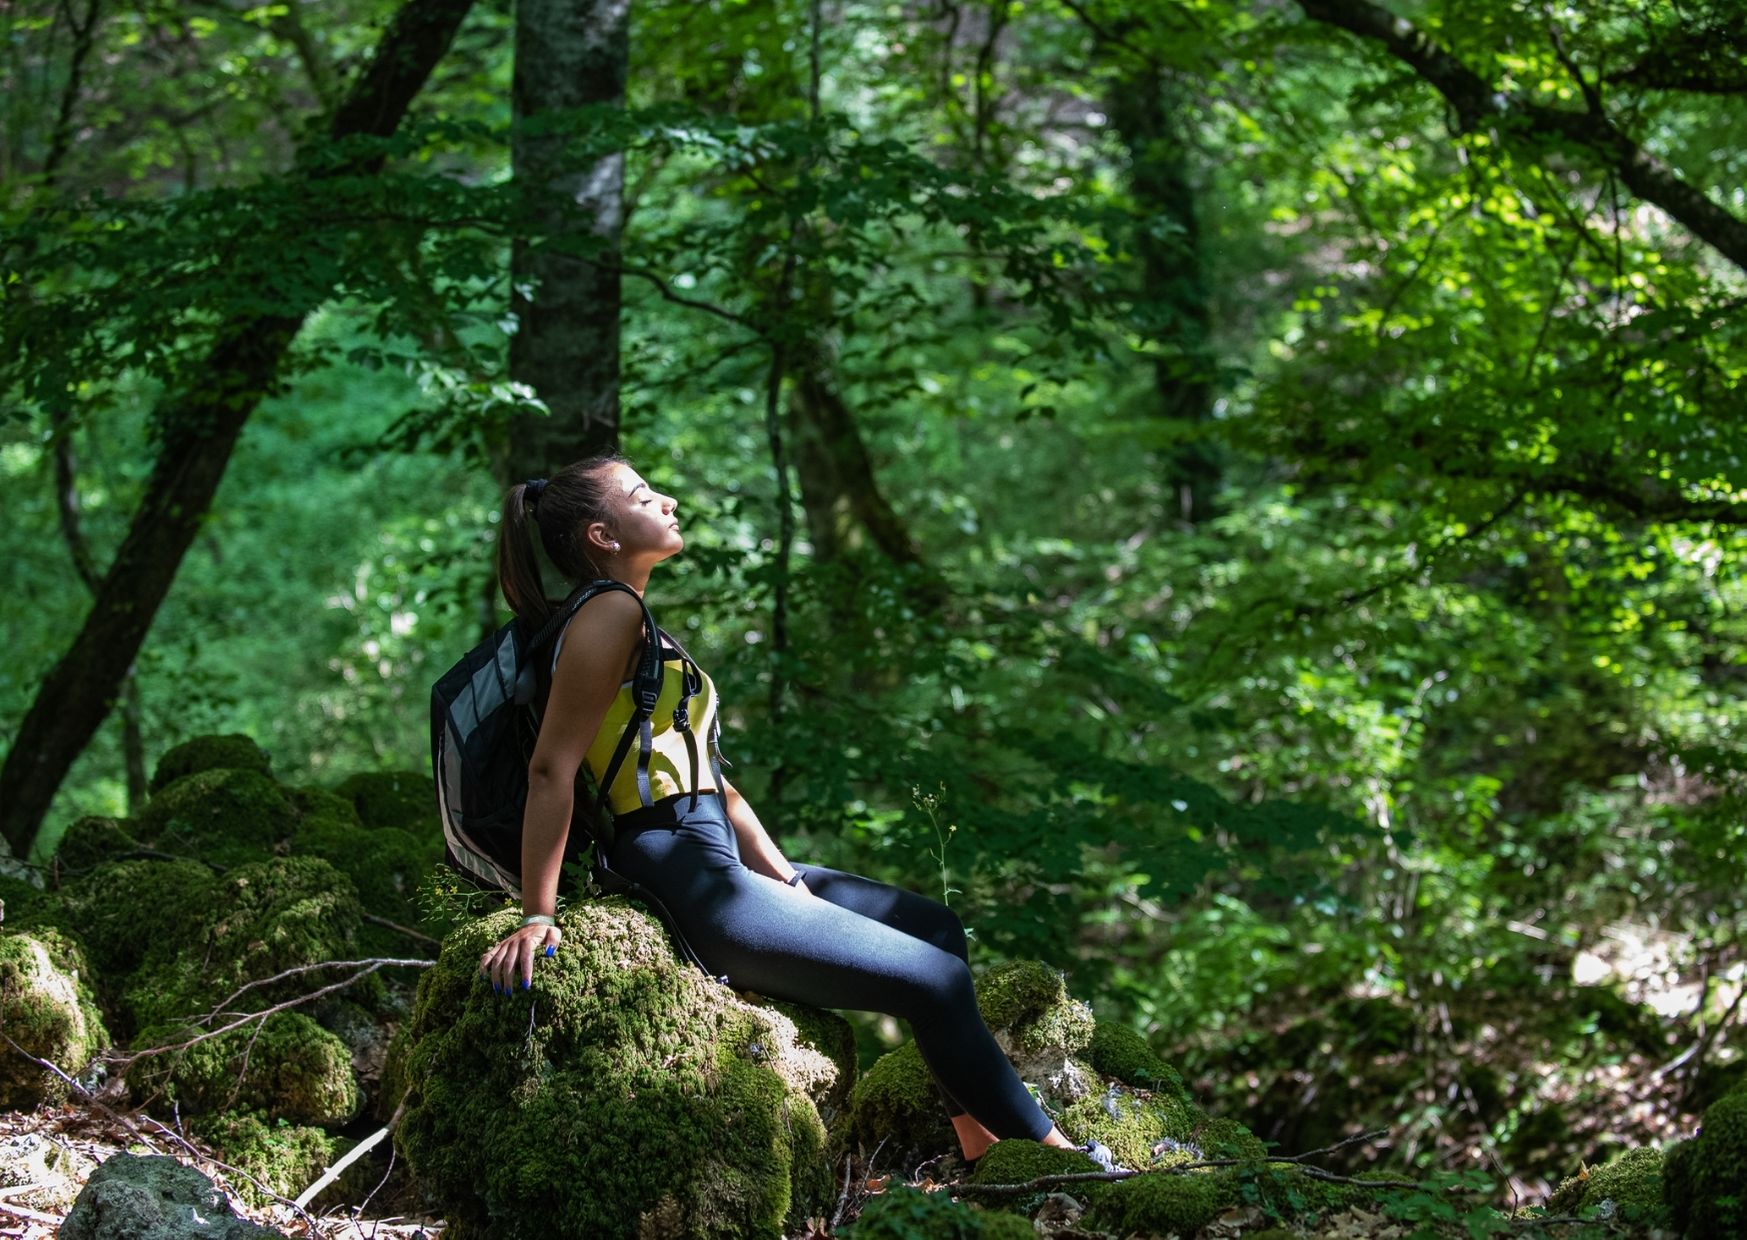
(477, 452), (1114, 1173)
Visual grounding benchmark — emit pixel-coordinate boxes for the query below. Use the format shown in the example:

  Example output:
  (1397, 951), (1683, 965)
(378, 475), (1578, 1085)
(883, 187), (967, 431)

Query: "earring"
(611, 542), (621, 553)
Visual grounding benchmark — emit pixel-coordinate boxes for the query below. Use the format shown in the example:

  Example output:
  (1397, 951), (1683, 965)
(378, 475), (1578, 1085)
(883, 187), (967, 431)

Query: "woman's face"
(597, 462), (683, 563)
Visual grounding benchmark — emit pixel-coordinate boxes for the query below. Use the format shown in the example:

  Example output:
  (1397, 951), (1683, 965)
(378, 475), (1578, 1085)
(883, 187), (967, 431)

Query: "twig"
(292, 1100), (406, 1209)
(0, 1201), (61, 1225)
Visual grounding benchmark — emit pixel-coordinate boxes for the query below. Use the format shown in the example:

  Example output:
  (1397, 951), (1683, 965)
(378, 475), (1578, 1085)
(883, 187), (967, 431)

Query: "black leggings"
(603, 792), (1054, 1142)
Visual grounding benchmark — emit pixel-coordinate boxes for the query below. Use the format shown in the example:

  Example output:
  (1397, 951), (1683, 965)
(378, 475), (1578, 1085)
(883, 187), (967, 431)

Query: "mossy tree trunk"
(0, 0), (479, 856)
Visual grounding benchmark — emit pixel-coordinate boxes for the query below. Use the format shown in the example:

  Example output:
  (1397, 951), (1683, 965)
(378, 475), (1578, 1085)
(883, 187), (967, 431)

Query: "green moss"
(92, 856), (362, 1035)
(151, 734), (273, 792)
(974, 960), (1094, 1057)
(395, 899), (838, 1239)
(1195, 1115), (1270, 1161)
(294, 815), (435, 950)
(1055, 1088), (1202, 1172)
(1081, 1166), (1238, 1236)
(1665, 1089), (1747, 1237)
(1087, 1020), (1186, 1097)
(843, 1185), (1037, 1238)
(136, 768), (298, 865)
(52, 816), (141, 875)
(0, 929), (109, 1106)
(0, 873), (48, 925)
(334, 771), (430, 832)
(968, 1138), (1099, 1187)
(128, 1012), (359, 1125)
(189, 1110), (338, 1208)
(50, 859), (218, 982)
(847, 1040), (955, 1167)
(768, 998), (858, 1110)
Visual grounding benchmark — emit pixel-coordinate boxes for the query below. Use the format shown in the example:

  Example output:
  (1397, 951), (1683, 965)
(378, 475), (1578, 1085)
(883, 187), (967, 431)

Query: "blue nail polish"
(545, 945), (556, 958)
(521, 977), (529, 990)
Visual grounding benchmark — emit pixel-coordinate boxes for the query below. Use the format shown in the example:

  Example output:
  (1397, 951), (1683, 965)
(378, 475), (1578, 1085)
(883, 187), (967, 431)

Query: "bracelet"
(783, 872), (804, 887)
(521, 913), (558, 928)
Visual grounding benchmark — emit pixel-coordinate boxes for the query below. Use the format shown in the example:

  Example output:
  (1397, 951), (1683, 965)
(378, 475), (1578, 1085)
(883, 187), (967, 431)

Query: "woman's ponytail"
(497, 481), (552, 630)
(495, 452), (630, 631)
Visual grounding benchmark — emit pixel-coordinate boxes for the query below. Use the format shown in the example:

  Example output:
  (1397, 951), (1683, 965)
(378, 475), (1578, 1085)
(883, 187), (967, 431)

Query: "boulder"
(1664, 1081), (1746, 1237)
(0, 928), (109, 1106)
(1546, 1145), (1670, 1228)
(151, 734), (274, 793)
(127, 1012), (359, 1126)
(52, 816), (142, 875)
(59, 1153), (289, 1240)
(396, 900), (853, 1240)
(136, 768), (298, 867)
(332, 770), (431, 832)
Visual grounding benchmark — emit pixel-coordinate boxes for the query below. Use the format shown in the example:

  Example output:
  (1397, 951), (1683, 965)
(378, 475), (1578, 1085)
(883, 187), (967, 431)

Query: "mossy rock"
(396, 900), (844, 1240)
(334, 771), (430, 833)
(151, 734), (273, 792)
(1547, 1146), (1669, 1226)
(1665, 1086), (1747, 1237)
(0, 873), (49, 925)
(975, 960), (1094, 1058)
(190, 1110), (339, 1209)
(763, 998), (859, 1120)
(1081, 1166), (1239, 1236)
(843, 1184), (1036, 1238)
(136, 768), (298, 865)
(968, 1138), (1100, 1186)
(1055, 1087), (1205, 1172)
(128, 1012), (359, 1126)
(51, 858), (218, 982)
(0, 929), (109, 1106)
(118, 856), (364, 1033)
(1087, 1020), (1187, 1097)
(847, 1040), (955, 1169)
(52, 816), (142, 875)
(293, 814), (436, 952)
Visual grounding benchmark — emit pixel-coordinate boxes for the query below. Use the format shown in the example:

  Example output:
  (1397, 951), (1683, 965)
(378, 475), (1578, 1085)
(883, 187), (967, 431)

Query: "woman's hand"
(480, 921), (562, 995)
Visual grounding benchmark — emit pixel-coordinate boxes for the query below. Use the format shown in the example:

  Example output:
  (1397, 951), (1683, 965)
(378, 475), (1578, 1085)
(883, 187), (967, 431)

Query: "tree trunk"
(787, 345), (924, 571)
(505, 0), (629, 479)
(0, 0), (478, 856)
(1107, 69), (1219, 525)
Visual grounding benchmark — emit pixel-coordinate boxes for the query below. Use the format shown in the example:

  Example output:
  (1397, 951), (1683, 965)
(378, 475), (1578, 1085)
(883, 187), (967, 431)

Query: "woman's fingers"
(480, 926), (563, 995)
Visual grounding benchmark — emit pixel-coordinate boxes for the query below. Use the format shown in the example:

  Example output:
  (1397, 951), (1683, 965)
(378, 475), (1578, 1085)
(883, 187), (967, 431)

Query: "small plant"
(913, 784), (961, 910)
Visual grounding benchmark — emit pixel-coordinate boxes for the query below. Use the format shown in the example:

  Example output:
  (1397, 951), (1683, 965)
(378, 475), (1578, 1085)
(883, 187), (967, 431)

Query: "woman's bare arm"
(721, 777), (804, 887)
(481, 588), (642, 991)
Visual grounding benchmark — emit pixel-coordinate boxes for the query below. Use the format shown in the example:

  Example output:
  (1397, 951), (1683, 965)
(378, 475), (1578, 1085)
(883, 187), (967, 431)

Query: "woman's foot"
(952, 1114), (997, 1163)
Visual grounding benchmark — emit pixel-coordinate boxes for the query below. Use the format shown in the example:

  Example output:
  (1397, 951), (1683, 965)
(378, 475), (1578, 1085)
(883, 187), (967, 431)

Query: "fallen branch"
(293, 1099), (406, 1209)
(362, 914), (440, 947)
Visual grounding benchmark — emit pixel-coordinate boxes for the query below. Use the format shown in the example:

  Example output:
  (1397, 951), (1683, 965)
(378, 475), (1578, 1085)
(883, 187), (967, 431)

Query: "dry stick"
(0, 1200), (61, 1226)
(292, 1099), (407, 1210)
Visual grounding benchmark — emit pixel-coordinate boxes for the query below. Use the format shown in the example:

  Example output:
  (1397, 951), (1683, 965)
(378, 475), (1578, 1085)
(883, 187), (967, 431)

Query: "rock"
(128, 1012), (359, 1126)
(53, 816), (143, 876)
(332, 771), (430, 832)
(187, 1112), (340, 1209)
(0, 928), (109, 1106)
(396, 899), (847, 1239)
(1546, 1145), (1670, 1227)
(136, 769), (298, 867)
(151, 734), (273, 793)
(976, 960), (1097, 1102)
(1664, 1080), (1746, 1237)
(847, 1040), (955, 1167)
(59, 1152), (289, 1239)
(1086, 1020), (1184, 1094)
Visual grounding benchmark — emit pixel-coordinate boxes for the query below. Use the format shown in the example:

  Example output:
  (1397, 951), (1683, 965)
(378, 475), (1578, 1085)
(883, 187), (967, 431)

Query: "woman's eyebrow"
(627, 481), (648, 498)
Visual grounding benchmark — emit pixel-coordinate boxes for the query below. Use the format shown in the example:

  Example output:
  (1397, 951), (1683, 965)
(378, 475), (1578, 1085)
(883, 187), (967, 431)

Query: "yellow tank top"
(553, 630), (723, 816)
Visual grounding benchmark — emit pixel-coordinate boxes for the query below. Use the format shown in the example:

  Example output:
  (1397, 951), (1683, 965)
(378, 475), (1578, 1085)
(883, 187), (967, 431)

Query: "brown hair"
(496, 451), (630, 629)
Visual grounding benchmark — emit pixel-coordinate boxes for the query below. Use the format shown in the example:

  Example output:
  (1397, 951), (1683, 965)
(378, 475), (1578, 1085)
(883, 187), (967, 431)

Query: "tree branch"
(1296, 0), (1747, 273)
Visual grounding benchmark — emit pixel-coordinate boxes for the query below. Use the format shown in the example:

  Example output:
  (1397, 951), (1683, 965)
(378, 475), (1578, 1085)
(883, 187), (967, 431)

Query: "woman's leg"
(789, 865), (972, 1116)
(608, 814), (1055, 1142)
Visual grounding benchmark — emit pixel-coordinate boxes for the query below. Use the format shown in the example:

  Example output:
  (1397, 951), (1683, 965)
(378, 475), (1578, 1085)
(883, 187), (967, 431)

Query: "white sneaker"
(1079, 1139), (1124, 1172)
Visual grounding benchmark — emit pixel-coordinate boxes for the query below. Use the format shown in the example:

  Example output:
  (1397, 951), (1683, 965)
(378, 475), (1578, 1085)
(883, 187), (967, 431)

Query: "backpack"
(429, 578), (663, 898)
